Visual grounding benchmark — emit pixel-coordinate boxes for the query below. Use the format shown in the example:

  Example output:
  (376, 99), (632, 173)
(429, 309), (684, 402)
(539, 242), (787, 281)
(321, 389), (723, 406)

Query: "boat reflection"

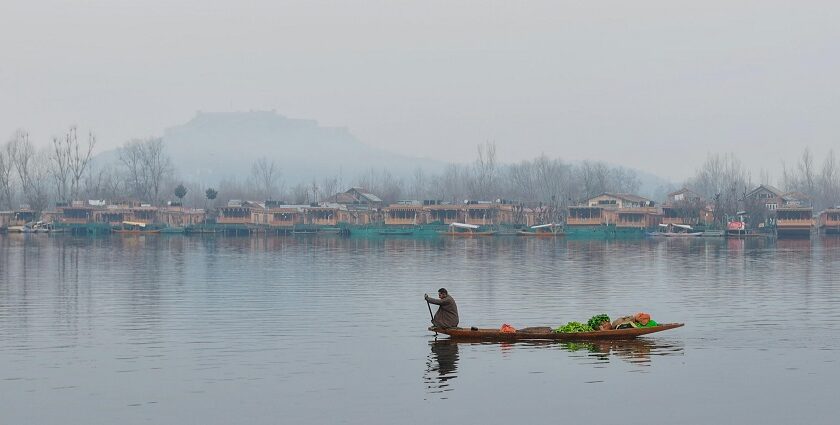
(424, 337), (684, 395)
(424, 339), (459, 397)
(556, 338), (684, 366)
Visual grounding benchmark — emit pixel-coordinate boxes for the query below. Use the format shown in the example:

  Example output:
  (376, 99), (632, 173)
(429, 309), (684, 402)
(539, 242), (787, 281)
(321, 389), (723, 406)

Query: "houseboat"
(614, 208), (658, 236)
(775, 207), (813, 239)
(819, 209), (840, 235)
(565, 206), (614, 238)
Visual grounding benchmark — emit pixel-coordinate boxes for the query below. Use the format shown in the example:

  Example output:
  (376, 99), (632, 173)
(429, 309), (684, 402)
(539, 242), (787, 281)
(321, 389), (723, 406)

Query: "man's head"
(437, 288), (448, 299)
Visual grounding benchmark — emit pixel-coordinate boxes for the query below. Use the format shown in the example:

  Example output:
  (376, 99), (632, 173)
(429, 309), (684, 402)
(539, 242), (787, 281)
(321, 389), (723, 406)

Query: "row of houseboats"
(2, 189), (839, 238)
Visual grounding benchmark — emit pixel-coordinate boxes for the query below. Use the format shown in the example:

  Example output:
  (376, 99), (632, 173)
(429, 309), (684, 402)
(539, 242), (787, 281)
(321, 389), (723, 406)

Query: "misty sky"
(2, 0), (838, 181)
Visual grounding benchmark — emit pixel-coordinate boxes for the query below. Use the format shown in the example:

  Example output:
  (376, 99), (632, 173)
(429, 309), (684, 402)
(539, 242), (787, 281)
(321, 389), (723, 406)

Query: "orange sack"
(500, 324), (517, 333)
(634, 312), (651, 325)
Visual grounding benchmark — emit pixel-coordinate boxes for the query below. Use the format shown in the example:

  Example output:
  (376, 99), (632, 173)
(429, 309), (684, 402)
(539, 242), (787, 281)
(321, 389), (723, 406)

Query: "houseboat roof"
(122, 221), (147, 227)
(385, 204), (424, 210)
(616, 208), (654, 214)
(746, 184), (784, 198)
(530, 223), (560, 229)
(268, 205), (309, 212)
(425, 204), (463, 210)
(776, 206), (813, 211)
(591, 193), (652, 203)
(449, 222), (479, 229)
(665, 187), (701, 198)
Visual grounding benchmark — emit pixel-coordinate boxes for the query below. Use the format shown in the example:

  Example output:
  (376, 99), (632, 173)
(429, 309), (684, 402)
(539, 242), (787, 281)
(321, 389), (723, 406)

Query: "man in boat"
(425, 288), (459, 329)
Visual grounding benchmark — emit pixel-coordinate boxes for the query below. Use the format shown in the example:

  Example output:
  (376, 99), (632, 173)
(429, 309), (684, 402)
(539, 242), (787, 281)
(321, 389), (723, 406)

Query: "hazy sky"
(2, 0), (838, 181)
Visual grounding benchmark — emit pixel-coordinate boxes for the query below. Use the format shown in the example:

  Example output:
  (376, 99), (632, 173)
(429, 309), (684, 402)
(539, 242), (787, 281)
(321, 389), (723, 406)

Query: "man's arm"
(425, 295), (450, 306)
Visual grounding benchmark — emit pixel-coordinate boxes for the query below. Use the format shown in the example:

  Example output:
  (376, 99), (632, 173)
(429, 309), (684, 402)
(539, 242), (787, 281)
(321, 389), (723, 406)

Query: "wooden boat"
(518, 223), (565, 237)
(160, 226), (186, 234)
(112, 221), (160, 234)
(113, 228), (161, 234)
(377, 228), (416, 236)
(430, 323), (683, 341)
(648, 223), (702, 237)
(438, 222), (496, 236)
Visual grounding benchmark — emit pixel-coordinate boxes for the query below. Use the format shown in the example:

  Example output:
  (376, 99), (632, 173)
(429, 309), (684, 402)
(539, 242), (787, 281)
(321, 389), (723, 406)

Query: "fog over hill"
(161, 111), (446, 185)
(91, 110), (672, 200)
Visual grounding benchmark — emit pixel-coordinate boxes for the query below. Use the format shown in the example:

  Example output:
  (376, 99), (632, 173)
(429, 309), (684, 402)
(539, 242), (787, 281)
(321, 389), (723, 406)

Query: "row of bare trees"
(0, 134), (644, 213)
(1, 130), (175, 211)
(1, 129), (95, 212)
(782, 148), (840, 211)
(7, 126), (838, 221)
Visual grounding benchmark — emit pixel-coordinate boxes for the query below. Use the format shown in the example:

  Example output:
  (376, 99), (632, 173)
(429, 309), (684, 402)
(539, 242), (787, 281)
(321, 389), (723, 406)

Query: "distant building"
(665, 188), (702, 205)
(324, 187), (384, 209)
(585, 193), (655, 209)
(744, 185), (785, 211)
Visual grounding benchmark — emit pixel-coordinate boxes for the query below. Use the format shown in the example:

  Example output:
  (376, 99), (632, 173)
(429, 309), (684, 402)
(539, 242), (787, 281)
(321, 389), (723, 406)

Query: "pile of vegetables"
(553, 321), (593, 333)
(553, 314), (612, 333)
(587, 314), (611, 330)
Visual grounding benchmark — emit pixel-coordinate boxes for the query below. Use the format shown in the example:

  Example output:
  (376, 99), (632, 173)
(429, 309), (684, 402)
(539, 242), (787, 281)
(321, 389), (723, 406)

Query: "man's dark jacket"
(426, 295), (459, 328)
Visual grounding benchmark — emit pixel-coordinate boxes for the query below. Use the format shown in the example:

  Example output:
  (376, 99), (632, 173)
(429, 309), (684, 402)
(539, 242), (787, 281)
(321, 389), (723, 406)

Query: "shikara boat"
(647, 223), (703, 237)
(438, 222), (496, 236)
(430, 323), (684, 341)
(377, 228), (416, 236)
(112, 221), (161, 234)
(518, 223), (565, 237)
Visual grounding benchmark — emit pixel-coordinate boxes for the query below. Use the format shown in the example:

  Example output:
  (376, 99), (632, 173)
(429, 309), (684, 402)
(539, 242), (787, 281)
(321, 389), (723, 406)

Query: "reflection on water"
(2, 234), (840, 424)
(424, 339), (459, 397)
(557, 337), (684, 366)
(423, 336), (685, 397)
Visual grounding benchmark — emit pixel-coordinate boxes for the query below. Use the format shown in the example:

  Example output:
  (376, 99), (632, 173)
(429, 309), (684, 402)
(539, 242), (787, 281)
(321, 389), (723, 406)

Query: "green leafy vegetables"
(553, 313), (613, 333)
(587, 314), (611, 330)
(553, 322), (593, 333)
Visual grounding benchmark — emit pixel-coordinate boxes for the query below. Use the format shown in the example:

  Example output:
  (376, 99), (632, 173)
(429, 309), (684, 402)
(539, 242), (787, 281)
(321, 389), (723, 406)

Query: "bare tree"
(250, 157), (281, 201)
(8, 131), (51, 211)
(119, 139), (148, 200)
(50, 135), (72, 203)
(0, 139), (15, 209)
(686, 153), (751, 225)
(290, 183), (309, 204)
(68, 128), (96, 200)
(118, 138), (171, 204)
(142, 138), (171, 205)
(83, 164), (122, 200)
(321, 175), (339, 201)
(309, 178), (320, 203)
(469, 141), (497, 200)
(819, 150), (840, 209)
(411, 167), (426, 200)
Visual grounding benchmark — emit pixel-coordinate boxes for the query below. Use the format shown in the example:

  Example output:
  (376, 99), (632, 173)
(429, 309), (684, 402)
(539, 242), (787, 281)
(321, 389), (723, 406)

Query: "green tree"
(174, 184), (187, 204)
(204, 188), (218, 227)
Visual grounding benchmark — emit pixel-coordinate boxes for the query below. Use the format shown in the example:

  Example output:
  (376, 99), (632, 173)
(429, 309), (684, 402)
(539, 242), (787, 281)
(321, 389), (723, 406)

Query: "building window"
(767, 203), (777, 210)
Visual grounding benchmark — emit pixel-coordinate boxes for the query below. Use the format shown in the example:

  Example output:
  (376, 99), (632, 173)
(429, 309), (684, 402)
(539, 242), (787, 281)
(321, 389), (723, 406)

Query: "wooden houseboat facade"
(818, 209), (840, 235)
(775, 207), (814, 238)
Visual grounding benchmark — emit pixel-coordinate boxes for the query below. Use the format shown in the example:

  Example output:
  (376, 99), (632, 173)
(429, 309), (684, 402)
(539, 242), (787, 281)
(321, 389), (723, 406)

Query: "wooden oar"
(426, 297), (437, 336)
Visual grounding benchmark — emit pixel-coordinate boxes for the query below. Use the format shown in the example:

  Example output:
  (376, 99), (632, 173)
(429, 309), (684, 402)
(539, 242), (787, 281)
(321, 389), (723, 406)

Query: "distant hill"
(92, 110), (675, 197)
(161, 110), (445, 184)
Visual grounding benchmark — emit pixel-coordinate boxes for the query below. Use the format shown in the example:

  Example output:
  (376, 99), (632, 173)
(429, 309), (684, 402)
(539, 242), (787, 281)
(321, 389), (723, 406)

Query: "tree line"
(3, 129), (840, 219)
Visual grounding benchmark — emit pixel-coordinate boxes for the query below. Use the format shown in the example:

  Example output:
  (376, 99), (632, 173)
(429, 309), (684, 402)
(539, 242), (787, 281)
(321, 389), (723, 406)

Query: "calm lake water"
(1, 234), (839, 424)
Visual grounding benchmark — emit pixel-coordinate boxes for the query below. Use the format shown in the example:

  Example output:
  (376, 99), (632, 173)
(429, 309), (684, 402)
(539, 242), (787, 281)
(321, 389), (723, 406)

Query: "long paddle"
(426, 296), (437, 336)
